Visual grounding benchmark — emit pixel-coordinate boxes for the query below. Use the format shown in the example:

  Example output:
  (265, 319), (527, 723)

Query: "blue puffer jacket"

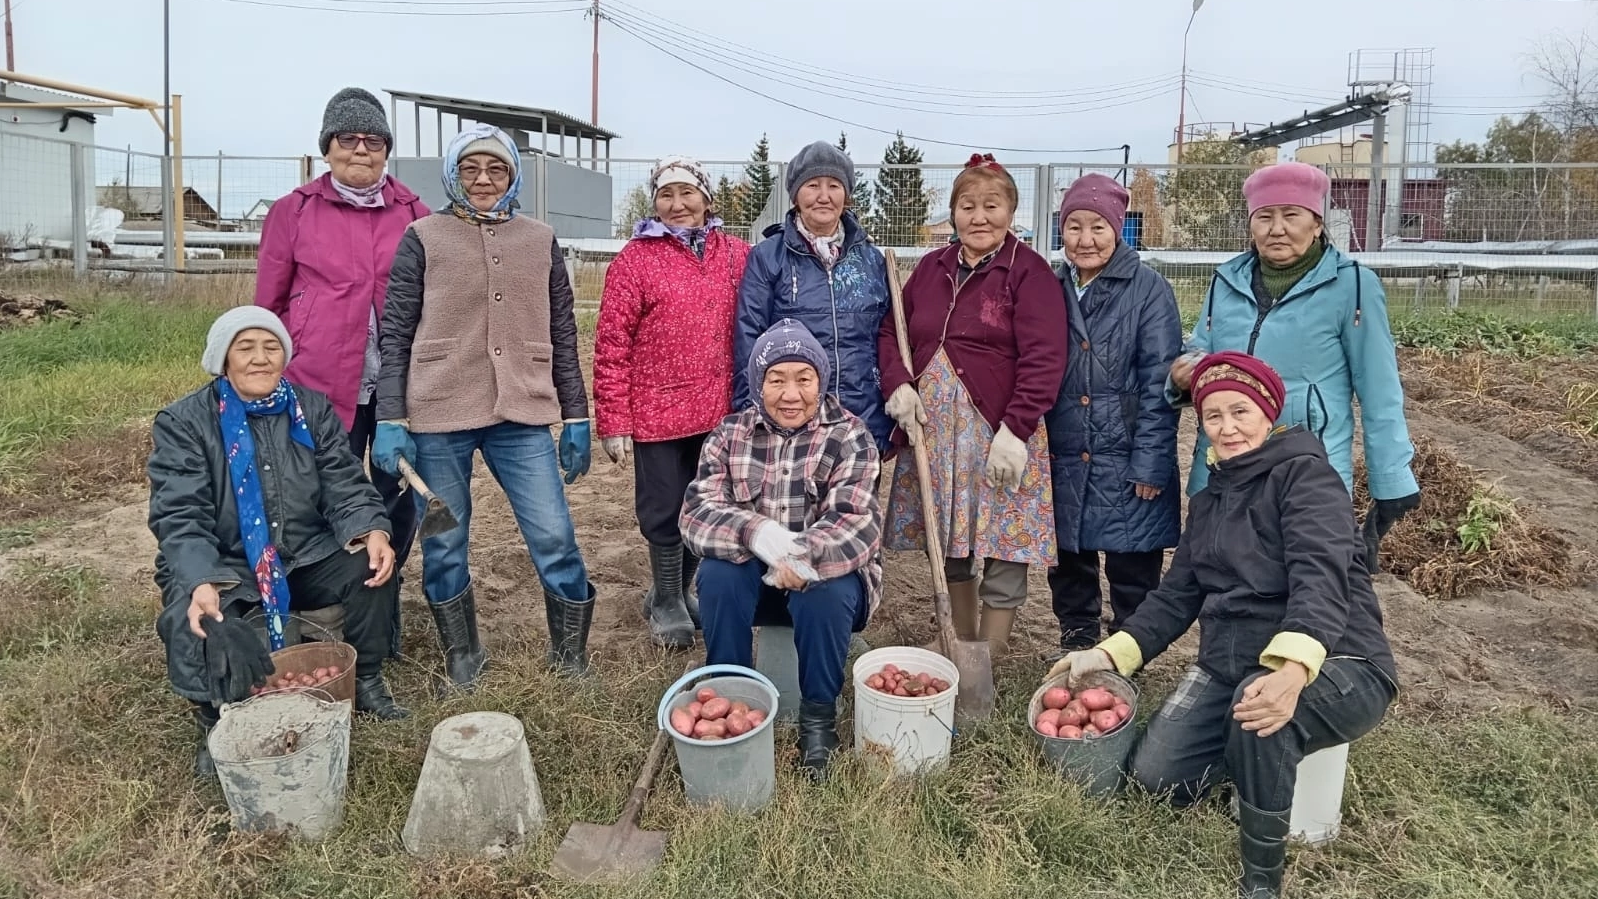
(733, 209), (893, 452)
(1046, 243), (1183, 554)
(1174, 241), (1417, 500)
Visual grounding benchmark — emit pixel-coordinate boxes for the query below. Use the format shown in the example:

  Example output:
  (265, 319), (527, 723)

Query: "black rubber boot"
(546, 586), (595, 678)
(1238, 800), (1291, 899)
(193, 704), (219, 780)
(797, 699), (840, 781)
(681, 549), (702, 630)
(643, 543), (695, 650)
(428, 585), (488, 694)
(354, 673), (409, 720)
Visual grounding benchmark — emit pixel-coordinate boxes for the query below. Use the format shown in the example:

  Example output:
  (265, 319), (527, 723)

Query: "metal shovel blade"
(415, 496), (460, 540)
(931, 589), (996, 721)
(549, 820), (668, 883)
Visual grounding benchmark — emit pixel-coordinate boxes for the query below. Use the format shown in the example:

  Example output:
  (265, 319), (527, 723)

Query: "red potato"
(932, 678), (950, 692)
(687, 701), (704, 719)
(1058, 725), (1084, 739)
(1060, 700), (1089, 728)
(1042, 687), (1072, 711)
(883, 664), (900, 676)
(670, 708), (696, 736)
(701, 720), (727, 739)
(725, 712), (750, 737)
(1036, 709), (1062, 729)
(1082, 724), (1101, 737)
(1113, 702), (1132, 722)
(1091, 709), (1121, 732)
(1080, 688), (1116, 712)
(701, 697), (732, 720)
(313, 667), (329, 679)
(692, 718), (715, 738)
(696, 687), (718, 703)
(326, 665), (342, 678)
(893, 686), (909, 696)
(745, 710), (766, 728)
(1036, 721), (1059, 737)
(730, 701), (751, 717)
(866, 674), (885, 690)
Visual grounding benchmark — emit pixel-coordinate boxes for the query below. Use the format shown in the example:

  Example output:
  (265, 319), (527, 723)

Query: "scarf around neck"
(796, 217), (845, 268)
(216, 377), (315, 651)
(1258, 238), (1326, 301)
(331, 174), (388, 209)
(633, 215), (723, 258)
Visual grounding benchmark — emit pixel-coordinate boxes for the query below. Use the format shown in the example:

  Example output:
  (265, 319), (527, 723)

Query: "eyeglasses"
(458, 163), (512, 182)
(335, 133), (388, 152)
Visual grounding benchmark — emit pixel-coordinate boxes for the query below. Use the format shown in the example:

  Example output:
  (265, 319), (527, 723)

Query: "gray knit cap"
(203, 307), (293, 376)
(785, 141), (854, 204)
(318, 87), (393, 155)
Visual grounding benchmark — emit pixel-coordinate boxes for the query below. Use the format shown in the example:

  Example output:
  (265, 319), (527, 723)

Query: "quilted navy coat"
(1045, 243), (1183, 554)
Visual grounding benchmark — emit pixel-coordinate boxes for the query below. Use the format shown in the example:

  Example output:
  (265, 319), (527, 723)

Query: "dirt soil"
(4, 352), (1598, 720)
(0, 291), (78, 329)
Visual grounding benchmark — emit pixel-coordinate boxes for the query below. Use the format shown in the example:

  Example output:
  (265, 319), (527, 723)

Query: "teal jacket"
(1173, 243), (1417, 500)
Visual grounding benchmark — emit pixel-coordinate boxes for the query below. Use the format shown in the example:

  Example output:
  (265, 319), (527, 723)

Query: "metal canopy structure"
(1232, 91), (1395, 150)
(385, 89), (616, 169)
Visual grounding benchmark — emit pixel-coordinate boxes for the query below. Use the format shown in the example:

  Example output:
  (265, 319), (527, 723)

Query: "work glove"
(200, 614), (276, 705)
(985, 423), (1028, 490)
(559, 419), (592, 484)
(1045, 647), (1115, 685)
(884, 383), (928, 446)
(750, 520), (805, 569)
(602, 435), (632, 465)
(1362, 490), (1421, 574)
(371, 421), (415, 477)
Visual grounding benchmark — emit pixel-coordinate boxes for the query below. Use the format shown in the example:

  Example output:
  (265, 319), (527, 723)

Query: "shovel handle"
(395, 458), (438, 502)
(885, 250), (959, 658)
(617, 726), (672, 829)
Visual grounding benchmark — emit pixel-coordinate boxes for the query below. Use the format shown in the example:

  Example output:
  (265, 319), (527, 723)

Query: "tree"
(1127, 168), (1167, 248)
(1436, 113), (1598, 240)
(712, 174), (748, 232)
(835, 132), (875, 227)
(737, 134), (778, 233)
(614, 184), (653, 239)
(870, 131), (929, 248)
(1157, 139), (1272, 250)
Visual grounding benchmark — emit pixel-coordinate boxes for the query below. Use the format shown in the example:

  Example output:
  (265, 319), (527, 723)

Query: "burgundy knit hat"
(1242, 162), (1331, 217)
(1191, 351), (1286, 422)
(1058, 173), (1129, 238)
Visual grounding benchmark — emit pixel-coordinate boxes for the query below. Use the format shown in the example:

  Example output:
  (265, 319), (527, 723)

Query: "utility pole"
(1176, 0), (1206, 163)
(589, 0), (600, 126)
(4, 0), (16, 72)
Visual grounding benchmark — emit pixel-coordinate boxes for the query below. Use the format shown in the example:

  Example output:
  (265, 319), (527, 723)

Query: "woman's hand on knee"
(1232, 663), (1309, 738)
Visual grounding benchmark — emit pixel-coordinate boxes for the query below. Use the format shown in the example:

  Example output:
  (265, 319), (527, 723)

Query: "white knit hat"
(202, 307), (293, 376)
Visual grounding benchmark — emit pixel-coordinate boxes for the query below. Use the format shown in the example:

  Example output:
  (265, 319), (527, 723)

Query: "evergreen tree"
(870, 131), (928, 247)
(614, 184), (653, 239)
(712, 174), (747, 231)
(835, 131), (875, 228)
(738, 134), (777, 230)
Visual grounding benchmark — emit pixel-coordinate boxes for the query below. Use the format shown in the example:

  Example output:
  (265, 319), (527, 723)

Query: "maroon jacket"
(879, 233), (1066, 443)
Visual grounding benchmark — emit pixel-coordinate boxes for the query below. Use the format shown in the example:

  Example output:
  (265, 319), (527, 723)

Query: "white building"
(0, 81), (107, 248)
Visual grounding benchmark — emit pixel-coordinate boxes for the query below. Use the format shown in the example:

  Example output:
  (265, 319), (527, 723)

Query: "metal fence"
(5, 129), (1598, 318)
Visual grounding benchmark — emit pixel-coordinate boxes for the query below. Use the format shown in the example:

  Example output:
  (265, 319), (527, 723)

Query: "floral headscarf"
(442, 124), (522, 224)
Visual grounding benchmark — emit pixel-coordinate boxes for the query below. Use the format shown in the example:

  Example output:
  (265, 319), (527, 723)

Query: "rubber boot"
(1237, 800), (1291, 899)
(797, 699), (840, 781)
(354, 672), (409, 720)
(681, 550), (702, 630)
(428, 585), (488, 694)
(979, 606), (1019, 658)
(546, 586), (596, 678)
(193, 704), (219, 780)
(643, 543), (695, 650)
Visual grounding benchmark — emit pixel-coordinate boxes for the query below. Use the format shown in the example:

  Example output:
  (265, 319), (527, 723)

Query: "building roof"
(0, 81), (113, 115)
(96, 185), (217, 217)
(385, 89), (617, 141)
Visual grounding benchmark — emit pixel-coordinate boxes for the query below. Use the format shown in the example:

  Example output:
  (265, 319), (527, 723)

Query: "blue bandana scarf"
(442, 124), (522, 225)
(216, 377), (314, 651)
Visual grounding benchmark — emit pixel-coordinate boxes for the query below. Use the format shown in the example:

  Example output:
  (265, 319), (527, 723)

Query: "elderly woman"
(1044, 174), (1183, 655)
(1052, 352), (1398, 899)
(256, 87), (431, 579)
(373, 124), (596, 688)
(879, 154), (1067, 654)
(682, 318), (881, 779)
(595, 156), (751, 650)
(1169, 162), (1420, 569)
(734, 141), (892, 452)
(151, 307), (408, 777)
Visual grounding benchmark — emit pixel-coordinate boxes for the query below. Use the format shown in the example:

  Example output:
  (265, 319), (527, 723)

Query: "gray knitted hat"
(202, 307), (293, 376)
(785, 141), (854, 204)
(319, 87), (392, 155)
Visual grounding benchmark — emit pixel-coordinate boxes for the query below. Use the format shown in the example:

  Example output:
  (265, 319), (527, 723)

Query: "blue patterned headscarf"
(443, 124), (522, 224)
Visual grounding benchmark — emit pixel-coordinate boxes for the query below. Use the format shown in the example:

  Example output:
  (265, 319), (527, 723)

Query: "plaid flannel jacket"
(680, 395), (883, 614)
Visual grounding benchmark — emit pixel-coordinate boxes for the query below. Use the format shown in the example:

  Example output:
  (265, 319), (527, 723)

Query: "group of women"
(148, 85), (1419, 899)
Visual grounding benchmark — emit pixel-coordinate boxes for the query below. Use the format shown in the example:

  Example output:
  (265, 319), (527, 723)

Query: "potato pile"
(669, 687), (767, 742)
(1033, 685), (1132, 739)
(864, 663), (950, 697)
(250, 665), (344, 696)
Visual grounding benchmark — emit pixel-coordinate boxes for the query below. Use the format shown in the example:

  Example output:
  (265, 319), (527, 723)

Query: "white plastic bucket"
(852, 646), (959, 775)
(1290, 742), (1349, 845)
(208, 690), (351, 842)
(657, 664), (780, 813)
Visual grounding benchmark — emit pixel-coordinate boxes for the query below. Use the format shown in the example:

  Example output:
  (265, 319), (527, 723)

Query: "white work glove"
(750, 520), (818, 585)
(985, 422), (1028, 490)
(884, 383), (928, 446)
(602, 435), (632, 465)
(1045, 648), (1115, 684)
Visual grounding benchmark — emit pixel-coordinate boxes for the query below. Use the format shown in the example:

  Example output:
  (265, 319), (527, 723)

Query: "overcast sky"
(14, 0), (1598, 165)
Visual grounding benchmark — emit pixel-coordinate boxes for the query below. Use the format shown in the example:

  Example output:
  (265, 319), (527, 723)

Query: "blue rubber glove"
(371, 421), (416, 477)
(558, 419), (591, 485)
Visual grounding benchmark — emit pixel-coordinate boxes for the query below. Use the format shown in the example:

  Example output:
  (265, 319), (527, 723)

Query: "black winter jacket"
(1121, 427), (1398, 687)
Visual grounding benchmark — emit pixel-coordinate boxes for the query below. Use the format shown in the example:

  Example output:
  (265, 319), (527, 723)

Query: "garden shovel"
(548, 718), (673, 882)
(395, 458), (461, 539)
(884, 249), (996, 722)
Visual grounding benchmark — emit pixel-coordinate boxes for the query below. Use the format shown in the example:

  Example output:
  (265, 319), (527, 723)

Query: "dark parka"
(149, 381), (389, 702)
(733, 209), (893, 452)
(1045, 243), (1183, 554)
(1120, 427), (1398, 688)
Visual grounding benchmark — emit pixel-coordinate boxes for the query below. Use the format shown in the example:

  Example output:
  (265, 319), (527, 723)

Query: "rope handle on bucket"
(656, 664), (780, 732)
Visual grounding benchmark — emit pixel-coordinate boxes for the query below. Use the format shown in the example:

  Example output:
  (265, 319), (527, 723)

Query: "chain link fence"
(4, 131), (1598, 318)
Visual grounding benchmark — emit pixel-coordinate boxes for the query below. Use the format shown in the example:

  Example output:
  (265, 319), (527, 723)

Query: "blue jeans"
(1128, 658), (1396, 812)
(698, 557), (866, 705)
(412, 422), (589, 604)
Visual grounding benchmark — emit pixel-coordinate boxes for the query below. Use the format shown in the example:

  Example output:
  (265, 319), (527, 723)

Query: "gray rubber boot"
(193, 704), (219, 780)
(1238, 800), (1291, 899)
(428, 585), (488, 694)
(643, 543), (695, 650)
(681, 549), (702, 630)
(546, 585), (596, 678)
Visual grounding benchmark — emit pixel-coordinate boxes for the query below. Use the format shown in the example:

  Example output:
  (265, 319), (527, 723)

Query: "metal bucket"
(656, 664), (779, 814)
(1028, 670), (1139, 798)
(208, 690), (352, 841)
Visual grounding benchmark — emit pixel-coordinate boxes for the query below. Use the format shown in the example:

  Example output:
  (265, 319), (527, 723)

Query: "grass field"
(2, 282), (1596, 898)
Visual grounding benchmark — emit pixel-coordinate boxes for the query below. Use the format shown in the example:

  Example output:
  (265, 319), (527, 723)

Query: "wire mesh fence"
(4, 130), (1598, 319)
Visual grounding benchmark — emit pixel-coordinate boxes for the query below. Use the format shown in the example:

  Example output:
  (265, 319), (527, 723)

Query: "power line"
(211, 0), (588, 15)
